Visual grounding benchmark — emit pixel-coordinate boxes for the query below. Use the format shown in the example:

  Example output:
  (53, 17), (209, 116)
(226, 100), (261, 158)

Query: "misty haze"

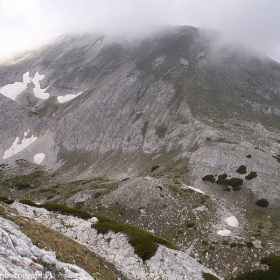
(0, 1), (280, 280)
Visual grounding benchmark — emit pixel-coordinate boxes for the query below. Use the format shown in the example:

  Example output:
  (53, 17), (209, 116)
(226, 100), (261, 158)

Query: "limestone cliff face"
(0, 26), (279, 200)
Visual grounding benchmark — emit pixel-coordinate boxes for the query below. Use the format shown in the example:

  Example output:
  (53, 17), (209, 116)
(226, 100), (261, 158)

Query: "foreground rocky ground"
(4, 201), (221, 280)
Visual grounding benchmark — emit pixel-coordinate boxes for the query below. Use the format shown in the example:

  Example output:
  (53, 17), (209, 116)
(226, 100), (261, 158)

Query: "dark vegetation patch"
(151, 165), (160, 172)
(155, 125), (167, 138)
(2, 171), (47, 189)
(16, 184), (31, 190)
(255, 199), (269, 208)
(18, 200), (176, 262)
(246, 154), (252, 158)
(202, 272), (220, 280)
(0, 196), (14, 205)
(121, 178), (130, 181)
(186, 222), (196, 228)
(94, 192), (102, 198)
(202, 173), (243, 191)
(141, 121), (149, 136)
(245, 171), (257, 180)
(235, 255), (280, 280)
(246, 242), (254, 248)
(236, 165), (247, 174)
(232, 186), (242, 191)
(202, 175), (215, 183)
(272, 155), (280, 163)
(92, 215), (177, 261)
(19, 200), (91, 219)
(223, 186), (231, 192)
(216, 176), (243, 188)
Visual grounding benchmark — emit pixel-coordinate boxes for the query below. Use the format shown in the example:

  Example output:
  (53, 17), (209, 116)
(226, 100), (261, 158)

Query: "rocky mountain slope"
(0, 25), (279, 278)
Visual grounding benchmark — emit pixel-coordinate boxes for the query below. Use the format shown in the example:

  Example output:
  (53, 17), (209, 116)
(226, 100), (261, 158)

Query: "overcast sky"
(0, 0), (280, 62)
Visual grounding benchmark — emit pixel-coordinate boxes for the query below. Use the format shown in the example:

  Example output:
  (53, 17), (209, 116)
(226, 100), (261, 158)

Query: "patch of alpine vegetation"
(0, 170), (51, 192)
(0, 203), (123, 280)
(272, 155), (280, 163)
(19, 200), (92, 219)
(245, 171), (258, 180)
(202, 173), (243, 191)
(0, 196), (14, 204)
(255, 199), (269, 208)
(202, 175), (215, 183)
(236, 165), (247, 174)
(92, 215), (177, 261)
(18, 200), (177, 261)
(10, 201), (222, 280)
(202, 272), (220, 280)
(234, 255), (280, 280)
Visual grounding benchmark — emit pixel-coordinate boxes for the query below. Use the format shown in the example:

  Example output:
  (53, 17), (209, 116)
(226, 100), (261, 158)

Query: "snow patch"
(0, 71), (49, 101)
(0, 71), (31, 100)
(57, 92), (83, 103)
(217, 229), (232, 236)
(196, 52), (205, 59)
(2, 131), (37, 159)
(180, 185), (205, 194)
(33, 153), (45, 164)
(179, 58), (189, 66)
(31, 72), (49, 99)
(90, 217), (98, 223)
(225, 216), (238, 227)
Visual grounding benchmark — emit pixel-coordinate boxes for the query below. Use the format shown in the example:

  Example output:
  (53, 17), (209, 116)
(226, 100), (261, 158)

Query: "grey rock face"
(11, 202), (222, 280)
(0, 25), (280, 278)
(0, 26), (279, 204)
(0, 216), (94, 279)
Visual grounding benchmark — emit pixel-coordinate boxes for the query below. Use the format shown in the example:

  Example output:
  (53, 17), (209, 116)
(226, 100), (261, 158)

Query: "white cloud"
(0, 0), (279, 62)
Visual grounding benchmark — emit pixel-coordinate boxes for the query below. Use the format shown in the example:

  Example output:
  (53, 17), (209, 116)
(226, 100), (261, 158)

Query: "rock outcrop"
(11, 202), (222, 280)
(0, 216), (94, 280)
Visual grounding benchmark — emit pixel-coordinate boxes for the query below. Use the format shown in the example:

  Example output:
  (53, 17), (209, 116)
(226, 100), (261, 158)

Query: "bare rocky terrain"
(0, 25), (279, 279)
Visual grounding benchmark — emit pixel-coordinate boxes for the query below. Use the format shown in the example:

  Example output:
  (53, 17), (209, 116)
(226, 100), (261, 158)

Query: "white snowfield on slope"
(0, 71), (49, 100)
(0, 71), (83, 102)
(2, 131), (37, 159)
(57, 92), (83, 103)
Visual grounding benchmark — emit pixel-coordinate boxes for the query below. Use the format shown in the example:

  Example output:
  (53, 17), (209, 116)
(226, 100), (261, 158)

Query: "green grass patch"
(272, 156), (280, 163)
(18, 200), (177, 262)
(216, 175), (243, 188)
(19, 200), (91, 219)
(151, 165), (160, 172)
(202, 175), (215, 183)
(94, 192), (102, 198)
(0, 196), (14, 205)
(235, 255), (280, 280)
(202, 272), (220, 280)
(232, 186), (242, 191)
(255, 199), (269, 208)
(236, 165), (247, 174)
(245, 171), (257, 180)
(92, 215), (177, 261)
(187, 222), (196, 228)
(2, 171), (47, 189)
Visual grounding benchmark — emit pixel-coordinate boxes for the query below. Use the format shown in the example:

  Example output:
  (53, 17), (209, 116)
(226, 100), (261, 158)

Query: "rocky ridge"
(0, 216), (94, 280)
(10, 202), (222, 280)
